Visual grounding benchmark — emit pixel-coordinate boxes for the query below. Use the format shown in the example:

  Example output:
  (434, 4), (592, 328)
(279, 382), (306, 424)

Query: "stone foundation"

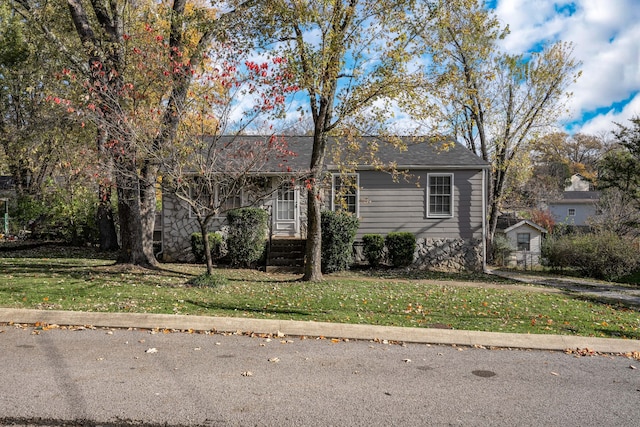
(413, 238), (483, 272)
(354, 237), (483, 272)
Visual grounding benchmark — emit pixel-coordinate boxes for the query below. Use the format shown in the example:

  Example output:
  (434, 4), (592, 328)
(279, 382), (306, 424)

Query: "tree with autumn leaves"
(161, 53), (301, 275)
(10, 0), (263, 266)
(411, 0), (581, 242)
(5, 0), (585, 280)
(254, 0), (423, 281)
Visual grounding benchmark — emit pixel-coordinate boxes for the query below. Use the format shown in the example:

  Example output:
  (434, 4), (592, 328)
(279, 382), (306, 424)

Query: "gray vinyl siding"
(355, 169), (484, 240)
(549, 202), (596, 226)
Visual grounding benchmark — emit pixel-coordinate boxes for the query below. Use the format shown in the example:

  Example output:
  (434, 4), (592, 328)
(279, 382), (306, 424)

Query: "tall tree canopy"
(10, 0), (257, 265)
(255, 0), (422, 281)
(598, 116), (640, 207)
(412, 0), (581, 241)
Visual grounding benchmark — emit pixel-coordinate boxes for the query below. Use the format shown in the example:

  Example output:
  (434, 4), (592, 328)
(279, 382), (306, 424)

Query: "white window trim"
(331, 173), (360, 217)
(426, 173), (454, 218)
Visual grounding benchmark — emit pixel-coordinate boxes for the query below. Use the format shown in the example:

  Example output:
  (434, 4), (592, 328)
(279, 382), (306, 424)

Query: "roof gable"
(503, 220), (547, 234)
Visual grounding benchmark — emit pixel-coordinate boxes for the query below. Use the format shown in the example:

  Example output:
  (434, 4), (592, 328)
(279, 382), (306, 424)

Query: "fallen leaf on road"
(268, 357), (280, 363)
(145, 348), (158, 354)
(550, 372), (559, 376)
(403, 359), (412, 363)
(630, 365), (637, 370)
(241, 371), (253, 377)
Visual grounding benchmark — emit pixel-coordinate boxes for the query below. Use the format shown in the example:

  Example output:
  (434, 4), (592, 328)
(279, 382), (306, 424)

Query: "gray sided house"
(549, 175), (600, 228)
(160, 136), (489, 271)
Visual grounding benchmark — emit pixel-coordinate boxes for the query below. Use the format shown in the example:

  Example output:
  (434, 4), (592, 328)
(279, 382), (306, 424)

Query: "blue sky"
(492, 0), (640, 136)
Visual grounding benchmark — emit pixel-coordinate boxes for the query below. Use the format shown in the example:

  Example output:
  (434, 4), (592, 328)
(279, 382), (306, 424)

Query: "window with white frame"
(332, 173), (359, 216)
(517, 233), (531, 251)
(427, 174), (453, 217)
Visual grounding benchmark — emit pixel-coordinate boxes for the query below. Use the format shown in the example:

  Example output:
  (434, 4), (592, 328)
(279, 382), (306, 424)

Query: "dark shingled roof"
(222, 135), (488, 172)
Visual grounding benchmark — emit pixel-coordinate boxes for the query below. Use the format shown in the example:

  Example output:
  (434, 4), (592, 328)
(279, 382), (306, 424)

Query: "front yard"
(0, 245), (638, 339)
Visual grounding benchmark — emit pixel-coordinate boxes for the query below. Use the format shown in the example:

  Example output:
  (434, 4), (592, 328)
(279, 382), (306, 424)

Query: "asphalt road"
(1, 325), (639, 427)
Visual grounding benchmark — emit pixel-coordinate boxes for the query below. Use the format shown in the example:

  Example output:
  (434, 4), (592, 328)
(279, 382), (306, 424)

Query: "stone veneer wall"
(160, 192), (233, 263)
(354, 237), (483, 272)
(413, 238), (483, 272)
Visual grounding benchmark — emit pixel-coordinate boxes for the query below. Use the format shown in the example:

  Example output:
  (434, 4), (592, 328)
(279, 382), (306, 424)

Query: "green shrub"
(541, 234), (574, 270)
(542, 232), (640, 280)
(491, 234), (513, 266)
(362, 234), (385, 267)
(15, 187), (99, 245)
(321, 210), (360, 273)
(385, 232), (416, 267)
(226, 208), (268, 267)
(187, 273), (228, 288)
(190, 232), (223, 263)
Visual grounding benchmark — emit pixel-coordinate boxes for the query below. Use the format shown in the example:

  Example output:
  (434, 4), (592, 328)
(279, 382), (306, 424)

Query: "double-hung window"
(427, 174), (454, 218)
(331, 173), (359, 216)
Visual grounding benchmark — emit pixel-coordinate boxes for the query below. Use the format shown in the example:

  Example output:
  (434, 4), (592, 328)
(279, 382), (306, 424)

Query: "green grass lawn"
(1, 245), (639, 339)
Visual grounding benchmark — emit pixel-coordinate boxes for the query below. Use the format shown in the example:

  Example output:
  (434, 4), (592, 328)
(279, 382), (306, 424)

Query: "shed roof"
(503, 220), (548, 234)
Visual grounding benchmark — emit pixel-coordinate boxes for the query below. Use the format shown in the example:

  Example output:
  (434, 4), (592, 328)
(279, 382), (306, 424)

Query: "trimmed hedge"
(190, 232), (223, 263)
(226, 208), (268, 267)
(321, 210), (360, 273)
(385, 232), (416, 267)
(362, 234), (385, 267)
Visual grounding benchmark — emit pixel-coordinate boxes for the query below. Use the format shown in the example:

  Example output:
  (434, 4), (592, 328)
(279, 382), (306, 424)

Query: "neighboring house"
(160, 136), (490, 271)
(496, 215), (547, 268)
(549, 174), (599, 227)
(565, 173), (594, 191)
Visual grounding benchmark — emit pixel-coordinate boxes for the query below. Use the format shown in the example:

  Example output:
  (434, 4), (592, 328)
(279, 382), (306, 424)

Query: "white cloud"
(494, 0), (640, 135)
(574, 92), (640, 135)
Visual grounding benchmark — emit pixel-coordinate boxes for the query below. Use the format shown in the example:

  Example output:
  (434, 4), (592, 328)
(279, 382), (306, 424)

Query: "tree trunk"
(302, 128), (328, 282)
(302, 184), (323, 281)
(115, 171), (155, 266)
(97, 190), (119, 251)
(199, 219), (214, 275)
(140, 163), (159, 263)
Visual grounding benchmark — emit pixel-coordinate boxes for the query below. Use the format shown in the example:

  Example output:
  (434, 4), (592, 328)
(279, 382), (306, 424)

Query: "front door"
(273, 183), (299, 237)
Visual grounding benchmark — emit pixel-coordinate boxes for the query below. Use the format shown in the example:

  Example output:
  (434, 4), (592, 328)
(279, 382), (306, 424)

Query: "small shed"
(496, 217), (547, 268)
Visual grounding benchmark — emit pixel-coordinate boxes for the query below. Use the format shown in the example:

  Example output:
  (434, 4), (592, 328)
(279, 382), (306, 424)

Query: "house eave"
(326, 164), (490, 171)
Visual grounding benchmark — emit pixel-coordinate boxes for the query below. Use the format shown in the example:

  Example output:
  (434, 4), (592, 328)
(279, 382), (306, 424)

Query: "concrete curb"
(1, 308), (639, 354)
